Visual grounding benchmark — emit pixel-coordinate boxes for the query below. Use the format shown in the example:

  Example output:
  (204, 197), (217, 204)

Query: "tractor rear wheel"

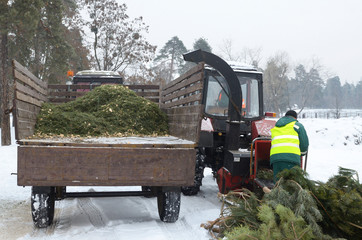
(31, 186), (55, 228)
(157, 188), (181, 223)
(181, 149), (205, 195)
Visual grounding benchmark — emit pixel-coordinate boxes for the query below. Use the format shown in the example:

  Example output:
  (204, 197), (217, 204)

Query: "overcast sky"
(120, 0), (362, 84)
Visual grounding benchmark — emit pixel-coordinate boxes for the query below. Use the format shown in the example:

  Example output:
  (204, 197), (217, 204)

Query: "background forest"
(1, 0), (362, 133)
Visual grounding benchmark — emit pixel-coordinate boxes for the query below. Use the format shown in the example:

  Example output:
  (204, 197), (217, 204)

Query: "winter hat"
(285, 110), (297, 119)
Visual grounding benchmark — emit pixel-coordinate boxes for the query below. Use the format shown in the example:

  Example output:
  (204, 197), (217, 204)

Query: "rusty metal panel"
(17, 146), (195, 187)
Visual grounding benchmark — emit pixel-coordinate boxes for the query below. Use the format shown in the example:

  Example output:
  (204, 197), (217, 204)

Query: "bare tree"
(218, 39), (263, 67)
(83, 0), (156, 75)
(218, 39), (240, 61)
(240, 47), (263, 68)
(263, 52), (290, 115)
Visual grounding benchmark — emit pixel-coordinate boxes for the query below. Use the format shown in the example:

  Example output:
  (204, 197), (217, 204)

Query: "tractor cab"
(72, 70), (123, 91)
(203, 64), (263, 125)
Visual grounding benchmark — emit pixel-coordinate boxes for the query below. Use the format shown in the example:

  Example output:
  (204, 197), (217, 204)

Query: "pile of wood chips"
(34, 85), (169, 137)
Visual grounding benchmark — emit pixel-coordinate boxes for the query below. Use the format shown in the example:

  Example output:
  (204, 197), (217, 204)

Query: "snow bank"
(301, 117), (362, 182)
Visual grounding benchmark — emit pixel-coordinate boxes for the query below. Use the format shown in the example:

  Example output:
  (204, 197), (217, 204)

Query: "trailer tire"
(181, 149), (205, 196)
(31, 186), (55, 228)
(157, 190), (181, 223)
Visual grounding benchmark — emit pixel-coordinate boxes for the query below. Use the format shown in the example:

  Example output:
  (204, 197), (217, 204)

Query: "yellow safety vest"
(270, 121), (301, 156)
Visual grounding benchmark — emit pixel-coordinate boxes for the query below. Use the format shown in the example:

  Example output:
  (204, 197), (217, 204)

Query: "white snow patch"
(299, 117), (362, 182)
(21, 136), (195, 145)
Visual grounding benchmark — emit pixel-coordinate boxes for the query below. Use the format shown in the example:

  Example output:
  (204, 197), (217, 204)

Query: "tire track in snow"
(155, 213), (200, 240)
(142, 196), (198, 240)
(56, 199), (72, 230)
(76, 197), (107, 228)
(161, 216), (200, 240)
(75, 194), (120, 240)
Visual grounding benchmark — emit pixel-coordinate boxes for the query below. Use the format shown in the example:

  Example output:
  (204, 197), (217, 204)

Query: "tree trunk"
(93, 31), (101, 70)
(1, 32), (11, 146)
(34, 23), (41, 77)
(168, 44), (175, 83)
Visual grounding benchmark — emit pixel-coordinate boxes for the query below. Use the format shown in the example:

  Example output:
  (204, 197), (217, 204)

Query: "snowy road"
(1, 117), (362, 239)
(1, 161), (221, 240)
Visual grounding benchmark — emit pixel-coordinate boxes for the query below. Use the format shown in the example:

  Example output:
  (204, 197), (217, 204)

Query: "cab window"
(204, 74), (260, 118)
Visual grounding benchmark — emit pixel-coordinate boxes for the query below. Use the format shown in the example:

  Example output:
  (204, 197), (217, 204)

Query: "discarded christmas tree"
(205, 167), (361, 240)
(314, 167), (362, 239)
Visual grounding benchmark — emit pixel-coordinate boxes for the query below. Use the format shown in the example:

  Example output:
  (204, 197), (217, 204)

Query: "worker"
(217, 89), (228, 108)
(270, 110), (309, 182)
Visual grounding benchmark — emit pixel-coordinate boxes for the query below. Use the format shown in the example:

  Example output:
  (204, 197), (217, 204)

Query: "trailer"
(12, 60), (204, 227)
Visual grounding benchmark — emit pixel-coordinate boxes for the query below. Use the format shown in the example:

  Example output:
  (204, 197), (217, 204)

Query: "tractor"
(179, 50), (276, 195)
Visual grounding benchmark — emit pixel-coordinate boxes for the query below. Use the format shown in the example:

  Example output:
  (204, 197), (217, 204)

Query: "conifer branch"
(291, 222), (298, 239)
(309, 191), (338, 228)
(347, 221), (362, 230)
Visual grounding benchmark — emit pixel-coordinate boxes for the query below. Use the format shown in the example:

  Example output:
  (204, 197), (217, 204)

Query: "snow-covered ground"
(0, 117), (361, 240)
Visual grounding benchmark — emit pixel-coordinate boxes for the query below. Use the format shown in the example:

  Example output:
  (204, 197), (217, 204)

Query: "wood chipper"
(164, 50), (278, 195)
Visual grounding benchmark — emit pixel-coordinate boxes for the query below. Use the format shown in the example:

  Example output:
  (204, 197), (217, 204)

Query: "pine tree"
(36, 0), (75, 83)
(341, 83), (355, 109)
(289, 64), (324, 111)
(324, 77), (343, 118)
(178, 37), (213, 75)
(154, 36), (187, 83)
(7, 0), (89, 83)
(356, 80), (362, 109)
(193, 37), (212, 52)
(1, 0), (44, 145)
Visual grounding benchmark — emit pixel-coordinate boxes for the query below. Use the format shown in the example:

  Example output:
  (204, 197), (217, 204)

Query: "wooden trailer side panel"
(160, 63), (205, 143)
(12, 60), (48, 140)
(48, 84), (160, 104)
(18, 146), (195, 186)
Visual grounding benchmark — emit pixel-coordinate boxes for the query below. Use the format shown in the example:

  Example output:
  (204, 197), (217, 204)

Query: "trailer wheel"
(31, 186), (55, 228)
(181, 149), (205, 196)
(157, 189), (181, 223)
